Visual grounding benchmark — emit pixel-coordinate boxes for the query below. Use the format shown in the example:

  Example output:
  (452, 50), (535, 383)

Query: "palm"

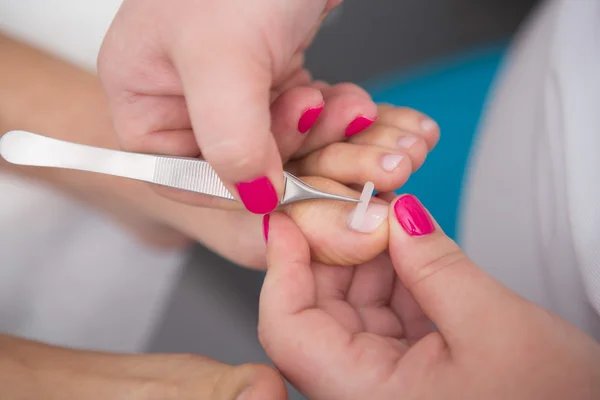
(260, 247), (434, 399)
(310, 254), (429, 344)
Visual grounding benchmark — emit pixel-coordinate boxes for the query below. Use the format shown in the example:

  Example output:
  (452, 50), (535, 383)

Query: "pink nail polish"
(393, 195), (435, 236)
(345, 116), (376, 137)
(298, 104), (324, 134)
(235, 177), (278, 214)
(262, 214), (270, 243)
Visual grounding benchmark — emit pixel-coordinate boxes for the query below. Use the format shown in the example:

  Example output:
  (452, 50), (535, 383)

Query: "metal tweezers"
(0, 130), (360, 206)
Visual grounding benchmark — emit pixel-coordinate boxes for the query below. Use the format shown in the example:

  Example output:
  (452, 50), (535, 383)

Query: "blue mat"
(365, 45), (506, 240)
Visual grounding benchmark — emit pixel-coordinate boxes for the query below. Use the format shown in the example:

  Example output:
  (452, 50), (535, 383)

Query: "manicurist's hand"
(2, 33), (441, 270)
(258, 194), (600, 399)
(98, 0), (384, 214)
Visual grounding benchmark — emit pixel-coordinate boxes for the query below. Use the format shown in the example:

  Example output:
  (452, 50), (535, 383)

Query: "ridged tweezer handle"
(0, 130), (236, 200)
(153, 156), (234, 200)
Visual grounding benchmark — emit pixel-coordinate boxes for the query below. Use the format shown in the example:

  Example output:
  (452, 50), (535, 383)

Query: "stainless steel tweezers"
(0, 130), (360, 206)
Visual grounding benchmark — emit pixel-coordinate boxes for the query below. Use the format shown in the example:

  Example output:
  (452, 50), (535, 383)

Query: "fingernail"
(235, 177), (278, 214)
(420, 117), (438, 132)
(398, 136), (418, 150)
(347, 202), (388, 233)
(393, 195), (435, 236)
(262, 214), (270, 243)
(381, 154), (404, 172)
(345, 116), (377, 137)
(298, 103), (324, 134)
(236, 387), (253, 400)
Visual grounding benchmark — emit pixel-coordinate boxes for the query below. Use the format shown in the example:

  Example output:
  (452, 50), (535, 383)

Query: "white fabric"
(0, 0), (185, 352)
(460, 0), (600, 339)
(0, 0), (123, 72)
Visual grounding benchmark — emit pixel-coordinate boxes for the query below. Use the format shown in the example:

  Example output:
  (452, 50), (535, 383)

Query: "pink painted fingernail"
(235, 177), (278, 214)
(298, 103), (324, 134)
(393, 195), (435, 236)
(345, 116), (377, 137)
(262, 214), (270, 243)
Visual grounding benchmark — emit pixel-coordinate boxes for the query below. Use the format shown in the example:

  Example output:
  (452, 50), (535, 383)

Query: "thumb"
(174, 41), (283, 215)
(388, 195), (523, 349)
(169, 1), (328, 215)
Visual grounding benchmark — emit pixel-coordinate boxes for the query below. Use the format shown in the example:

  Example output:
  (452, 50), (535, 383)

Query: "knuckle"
(334, 82), (371, 98)
(201, 138), (267, 172)
(313, 142), (347, 169)
(381, 106), (421, 125)
(410, 248), (468, 288)
(373, 125), (403, 141)
(116, 134), (143, 152)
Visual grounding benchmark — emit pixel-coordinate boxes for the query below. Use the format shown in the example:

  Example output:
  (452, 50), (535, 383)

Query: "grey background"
(148, 0), (539, 398)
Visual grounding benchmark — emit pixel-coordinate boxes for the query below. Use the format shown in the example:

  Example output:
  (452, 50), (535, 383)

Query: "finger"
(294, 83), (377, 157)
(313, 263), (354, 304)
(258, 213), (355, 398)
(313, 263), (364, 334)
(270, 86), (324, 161)
(388, 195), (524, 350)
(110, 94), (199, 156)
(283, 177), (389, 266)
(287, 142), (413, 192)
(347, 123), (430, 171)
(390, 278), (435, 343)
(189, 179), (392, 270)
(261, 212), (316, 315)
(320, 82), (372, 99)
(173, 40), (283, 215)
(375, 105), (440, 150)
(270, 60), (312, 98)
(170, 0), (331, 214)
(346, 254), (405, 338)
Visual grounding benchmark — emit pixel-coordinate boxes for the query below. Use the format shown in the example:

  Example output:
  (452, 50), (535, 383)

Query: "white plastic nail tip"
(350, 181), (375, 230)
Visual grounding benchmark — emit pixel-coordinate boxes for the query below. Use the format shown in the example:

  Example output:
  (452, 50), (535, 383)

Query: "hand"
(158, 104), (440, 268)
(258, 195), (600, 399)
(1, 34), (440, 270)
(0, 334), (285, 400)
(98, 0), (380, 214)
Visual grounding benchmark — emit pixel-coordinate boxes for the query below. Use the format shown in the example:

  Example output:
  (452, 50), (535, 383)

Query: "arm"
(0, 33), (189, 248)
(0, 333), (285, 399)
(0, 33), (439, 269)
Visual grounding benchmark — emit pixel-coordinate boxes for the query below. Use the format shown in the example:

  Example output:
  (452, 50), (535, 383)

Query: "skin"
(0, 334), (287, 400)
(0, 34), (438, 397)
(0, 34), (440, 268)
(259, 196), (600, 400)
(97, 0), (378, 211)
